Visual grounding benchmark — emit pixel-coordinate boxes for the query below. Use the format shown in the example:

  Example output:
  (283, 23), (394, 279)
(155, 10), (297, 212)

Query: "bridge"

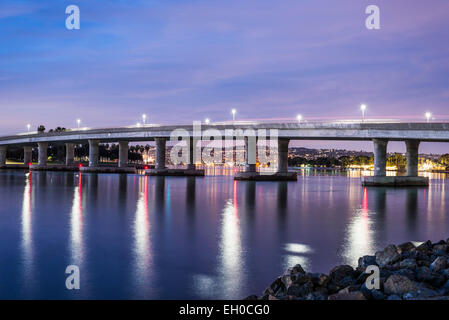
(1, 121), (448, 185)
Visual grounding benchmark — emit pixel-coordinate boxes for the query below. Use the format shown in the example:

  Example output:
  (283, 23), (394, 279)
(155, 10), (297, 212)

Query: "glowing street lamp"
(231, 109), (236, 122)
(136, 122), (141, 127)
(425, 112), (432, 123)
(360, 104), (367, 123)
(205, 118), (210, 124)
(297, 114), (303, 123)
(142, 114), (147, 125)
(77, 119), (81, 129)
(27, 124), (31, 132)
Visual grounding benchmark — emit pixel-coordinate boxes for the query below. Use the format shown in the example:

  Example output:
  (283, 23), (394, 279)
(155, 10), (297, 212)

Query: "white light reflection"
(218, 181), (243, 298)
(21, 173), (34, 283)
(133, 176), (153, 297)
(342, 187), (374, 266)
(283, 243), (313, 271)
(70, 173), (84, 264)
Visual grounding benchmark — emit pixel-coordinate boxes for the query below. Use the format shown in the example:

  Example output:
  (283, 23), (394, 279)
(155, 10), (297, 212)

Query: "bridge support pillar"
(155, 138), (167, 170)
(23, 146), (32, 165)
(406, 140), (420, 177)
(373, 139), (388, 177)
(65, 143), (75, 166)
(88, 140), (99, 167)
(0, 146), (6, 166)
(234, 137), (296, 181)
(38, 142), (48, 166)
(277, 138), (290, 173)
(187, 137), (196, 170)
(118, 141), (129, 168)
(244, 136), (257, 173)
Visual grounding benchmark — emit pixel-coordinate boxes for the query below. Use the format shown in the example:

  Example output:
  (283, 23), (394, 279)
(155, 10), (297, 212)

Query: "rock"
(375, 245), (401, 267)
(416, 241), (433, 255)
(399, 258), (417, 270)
(433, 244), (448, 253)
(286, 281), (313, 297)
(328, 291), (366, 300)
(244, 295), (258, 300)
(441, 268), (449, 279)
(263, 277), (285, 296)
(311, 273), (329, 287)
(387, 295), (402, 300)
(439, 280), (449, 295)
(358, 255), (377, 270)
(430, 257), (447, 273)
(384, 274), (419, 295)
(416, 266), (446, 287)
(394, 268), (416, 281)
(371, 290), (385, 300)
(289, 264), (306, 275)
(398, 242), (416, 253)
(329, 265), (355, 285)
(268, 294), (279, 300)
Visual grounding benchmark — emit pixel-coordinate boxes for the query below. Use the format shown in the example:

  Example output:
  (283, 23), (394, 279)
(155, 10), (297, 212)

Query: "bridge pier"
(65, 143), (75, 166)
(146, 137), (204, 176)
(362, 139), (428, 186)
(118, 141), (129, 168)
(88, 139), (99, 167)
(24, 146), (33, 165)
(373, 139), (388, 177)
(235, 137), (296, 181)
(406, 140), (420, 177)
(38, 142), (48, 167)
(0, 146), (6, 167)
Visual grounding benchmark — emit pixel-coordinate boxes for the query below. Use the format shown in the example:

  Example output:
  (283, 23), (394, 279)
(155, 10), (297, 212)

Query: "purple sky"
(1, 0), (449, 153)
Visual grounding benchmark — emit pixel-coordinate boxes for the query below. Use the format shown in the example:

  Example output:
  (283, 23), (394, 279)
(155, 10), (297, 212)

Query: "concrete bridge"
(0, 121), (448, 185)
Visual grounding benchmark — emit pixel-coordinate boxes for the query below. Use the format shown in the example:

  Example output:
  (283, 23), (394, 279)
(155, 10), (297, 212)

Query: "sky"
(1, 0), (449, 153)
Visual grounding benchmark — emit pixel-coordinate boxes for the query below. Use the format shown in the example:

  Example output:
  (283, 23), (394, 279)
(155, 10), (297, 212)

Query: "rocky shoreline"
(248, 239), (449, 300)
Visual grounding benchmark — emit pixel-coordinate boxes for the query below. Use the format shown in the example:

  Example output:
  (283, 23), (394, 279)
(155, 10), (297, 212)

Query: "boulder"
(328, 291), (366, 300)
(286, 281), (313, 297)
(430, 257), (447, 273)
(416, 266), (446, 287)
(386, 294), (402, 300)
(399, 258), (417, 270)
(384, 274), (419, 295)
(311, 273), (329, 287)
(375, 245), (401, 267)
(358, 255), (377, 270)
(329, 265), (355, 285)
(398, 242), (416, 253)
(263, 277), (285, 296)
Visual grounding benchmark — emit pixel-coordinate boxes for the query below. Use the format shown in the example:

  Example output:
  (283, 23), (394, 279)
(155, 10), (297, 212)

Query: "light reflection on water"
(0, 169), (448, 299)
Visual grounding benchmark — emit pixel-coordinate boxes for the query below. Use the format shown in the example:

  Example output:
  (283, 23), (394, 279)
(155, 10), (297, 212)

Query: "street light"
(77, 119), (81, 129)
(136, 122), (141, 127)
(360, 104), (367, 123)
(297, 114), (303, 123)
(231, 109), (236, 121)
(205, 118), (210, 124)
(425, 112), (432, 123)
(27, 124), (31, 132)
(142, 114), (147, 125)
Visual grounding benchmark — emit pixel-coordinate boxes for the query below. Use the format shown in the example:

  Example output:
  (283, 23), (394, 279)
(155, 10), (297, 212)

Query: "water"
(0, 169), (448, 299)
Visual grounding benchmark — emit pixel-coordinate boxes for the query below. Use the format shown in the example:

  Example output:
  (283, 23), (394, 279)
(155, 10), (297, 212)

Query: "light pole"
(297, 114), (303, 123)
(231, 109), (236, 122)
(27, 124), (31, 132)
(142, 114), (147, 125)
(360, 104), (367, 123)
(205, 118), (210, 124)
(425, 112), (432, 123)
(77, 119), (81, 129)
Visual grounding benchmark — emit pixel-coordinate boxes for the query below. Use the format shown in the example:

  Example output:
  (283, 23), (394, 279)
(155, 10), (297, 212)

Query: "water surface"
(0, 169), (447, 299)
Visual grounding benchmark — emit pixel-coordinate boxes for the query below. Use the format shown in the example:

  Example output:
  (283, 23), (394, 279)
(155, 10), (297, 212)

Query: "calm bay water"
(0, 169), (448, 299)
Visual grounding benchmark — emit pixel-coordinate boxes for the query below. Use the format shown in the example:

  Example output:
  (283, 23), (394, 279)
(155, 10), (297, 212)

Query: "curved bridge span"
(0, 121), (447, 185)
